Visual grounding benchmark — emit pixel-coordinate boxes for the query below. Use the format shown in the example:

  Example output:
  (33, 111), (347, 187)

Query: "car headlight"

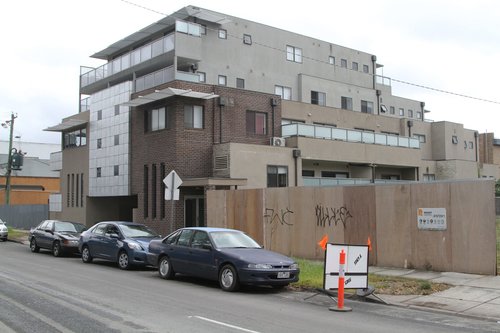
(127, 241), (142, 250)
(248, 263), (273, 269)
(290, 263), (299, 270)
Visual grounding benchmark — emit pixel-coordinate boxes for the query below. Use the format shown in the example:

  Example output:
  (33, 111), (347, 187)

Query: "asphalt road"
(0, 241), (499, 333)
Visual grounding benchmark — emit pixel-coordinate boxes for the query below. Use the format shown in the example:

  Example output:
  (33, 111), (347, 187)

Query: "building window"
(80, 173), (84, 207)
(76, 174), (79, 207)
(218, 29), (227, 39)
(184, 105), (203, 129)
(452, 135), (458, 144)
(97, 110), (102, 121)
(311, 91), (326, 106)
(302, 170), (315, 177)
(243, 34), (252, 45)
(286, 45), (302, 63)
(63, 128), (87, 149)
(363, 64), (369, 73)
(66, 174), (70, 207)
(160, 163), (165, 219)
(399, 108), (404, 116)
(151, 164), (156, 219)
(236, 78), (245, 89)
(246, 110), (267, 135)
(390, 106), (395, 115)
(361, 100), (374, 114)
(341, 96), (353, 110)
(113, 165), (119, 176)
(275, 85), (291, 100)
(416, 111), (422, 119)
(352, 62), (359, 71)
(329, 56), (335, 65)
(198, 72), (206, 82)
(147, 107), (169, 132)
(414, 134), (426, 143)
(71, 174), (74, 207)
(408, 109), (414, 118)
(341, 59), (347, 68)
(114, 135), (119, 146)
(423, 174), (436, 181)
(218, 75), (227, 86)
(322, 171), (348, 178)
(143, 165), (148, 218)
(267, 165), (288, 187)
(96, 167), (102, 178)
(97, 138), (102, 149)
(114, 105), (120, 116)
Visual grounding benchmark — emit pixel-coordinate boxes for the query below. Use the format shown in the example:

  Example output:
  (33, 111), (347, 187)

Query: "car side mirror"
(45, 229), (53, 234)
(201, 244), (213, 251)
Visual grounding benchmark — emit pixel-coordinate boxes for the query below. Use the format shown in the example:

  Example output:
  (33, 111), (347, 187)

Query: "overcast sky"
(1, 0), (499, 145)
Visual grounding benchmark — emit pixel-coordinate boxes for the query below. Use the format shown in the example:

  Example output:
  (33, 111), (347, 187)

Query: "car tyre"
(52, 241), (62, 257)
(117, 251), (130, 270)
(219, 264), (240, 292)
(158, 256), (175, 280)
(30, 238), (40, 253)
(81, 245), (93, 263)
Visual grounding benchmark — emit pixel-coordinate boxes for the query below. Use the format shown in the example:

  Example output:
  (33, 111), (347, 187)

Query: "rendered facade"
(46, 6), (496, 232)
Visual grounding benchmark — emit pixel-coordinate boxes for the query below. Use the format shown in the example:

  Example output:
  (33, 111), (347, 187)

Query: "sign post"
(163, 170), (182, 233)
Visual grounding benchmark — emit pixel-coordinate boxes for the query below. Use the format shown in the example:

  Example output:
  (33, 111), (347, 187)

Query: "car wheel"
(81, 246), (93, 263)
(219, 264), (240, 292)
(158, 256), (174, 279)
(30, 238), (40, 253)
(117, 251), (130, 270)
(52, 241), (62, 257)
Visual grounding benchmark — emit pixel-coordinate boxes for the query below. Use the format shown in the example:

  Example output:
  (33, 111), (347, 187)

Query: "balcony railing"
(135, 66), (201, 92)
(282, 123), (420, 149)
(80, 97), (90, 112)
(80, 33), (175, 88)
(303, 177), (417, 187)
(376, 75), (391, 86)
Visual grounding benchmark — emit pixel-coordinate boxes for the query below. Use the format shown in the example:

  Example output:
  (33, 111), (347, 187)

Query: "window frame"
(184, 105), (204, 129)
(218, 75), (227, 86)
(246, 110), (267, 135)
(275, 85), (291, 100)
(218, 29), (227, 39)
(267, 165), (288, 188)
(341, 96), (353, 110)
(361, 100), (374, 114)
(286, 45), (302, 63)
(311, 91), (326, 106)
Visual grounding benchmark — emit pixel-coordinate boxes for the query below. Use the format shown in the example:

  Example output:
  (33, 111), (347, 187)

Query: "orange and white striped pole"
(330, 248), (352, 312)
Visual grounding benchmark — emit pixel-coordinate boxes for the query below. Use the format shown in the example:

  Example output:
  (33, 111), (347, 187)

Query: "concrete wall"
(207, 179), (496, 275)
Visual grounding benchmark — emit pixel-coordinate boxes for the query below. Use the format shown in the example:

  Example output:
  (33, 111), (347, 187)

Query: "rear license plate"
(277, 272), (290, 279)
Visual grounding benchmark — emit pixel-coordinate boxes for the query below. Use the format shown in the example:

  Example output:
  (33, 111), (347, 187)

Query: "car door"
(39, 221), (54, 249)
(188, 230), (217, 280)
(32, 221), (47, 247)
(86, 223), (108, 258)
(169, 229), (194, 274)
(100, 224), (122, 260)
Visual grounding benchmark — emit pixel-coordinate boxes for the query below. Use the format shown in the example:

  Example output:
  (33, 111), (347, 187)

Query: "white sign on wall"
(417, 208), (447, 230)
(324, 244), (369, 290)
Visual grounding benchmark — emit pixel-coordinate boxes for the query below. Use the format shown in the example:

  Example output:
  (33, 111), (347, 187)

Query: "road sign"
(324, 243), (369, 290)
(164, 170), (182, 201)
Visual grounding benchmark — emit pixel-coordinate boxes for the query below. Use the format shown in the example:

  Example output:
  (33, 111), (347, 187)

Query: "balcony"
(135, 66), (200, 93)
(80, 33), (175, 89)
(282, 123), (420, 149)
(376, 75), (391, 86)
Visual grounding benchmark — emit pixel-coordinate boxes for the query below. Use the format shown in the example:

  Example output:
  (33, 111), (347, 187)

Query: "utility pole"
(4, 113), (17, 205)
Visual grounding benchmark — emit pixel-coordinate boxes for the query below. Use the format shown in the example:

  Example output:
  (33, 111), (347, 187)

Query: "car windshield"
(210, 231), (261, 249)
(119, 224), (158, 238)
(54, 222), (85, 233)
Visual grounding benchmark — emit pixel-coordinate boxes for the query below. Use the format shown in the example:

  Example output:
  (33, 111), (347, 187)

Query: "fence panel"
(0, 205), (49, 229)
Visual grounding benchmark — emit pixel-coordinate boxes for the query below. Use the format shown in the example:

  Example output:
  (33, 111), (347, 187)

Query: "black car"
(30, 220), (87, 257)
(148, 227), (300, 291)
(78, 221), (160, 270)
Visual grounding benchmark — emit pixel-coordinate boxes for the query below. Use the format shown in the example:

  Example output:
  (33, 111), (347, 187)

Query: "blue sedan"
(79, 221), (160, 270)
(148, 227), (300, 291)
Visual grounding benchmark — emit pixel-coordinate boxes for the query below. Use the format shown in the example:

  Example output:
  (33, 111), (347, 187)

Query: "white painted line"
(189, 315), (261, 333)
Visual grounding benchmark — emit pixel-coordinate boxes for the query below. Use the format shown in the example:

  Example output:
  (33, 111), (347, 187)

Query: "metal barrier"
(0, 205), (48, 230)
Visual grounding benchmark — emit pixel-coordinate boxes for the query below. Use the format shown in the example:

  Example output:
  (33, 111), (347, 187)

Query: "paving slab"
(404, 294), (482, 313)
(372, 268), (415, 277)
(404, 271), (442, 281)
(431, 272), (484, 286)
(463, 276), (500, 289)
(461, 302), (500, 321)
(433, 286), (500, 302)
(376, 294), (420, 306)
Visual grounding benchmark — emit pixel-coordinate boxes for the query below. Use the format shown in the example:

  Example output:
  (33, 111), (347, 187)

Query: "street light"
(3, 113), (18, 205)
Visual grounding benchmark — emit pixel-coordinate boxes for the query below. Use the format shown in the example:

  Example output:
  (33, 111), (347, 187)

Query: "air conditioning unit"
(271, 137), (285, 147)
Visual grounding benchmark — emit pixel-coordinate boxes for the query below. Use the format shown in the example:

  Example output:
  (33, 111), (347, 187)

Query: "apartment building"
(46, 6), (495, 232)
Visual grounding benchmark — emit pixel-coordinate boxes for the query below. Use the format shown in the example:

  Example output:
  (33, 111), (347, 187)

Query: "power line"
(118, 0), (500, 106)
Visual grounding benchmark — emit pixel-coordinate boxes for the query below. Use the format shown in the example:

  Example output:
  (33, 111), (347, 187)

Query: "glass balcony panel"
(281, 124), (297, 137)
(176, 20), (188, 34)
(375, 134), (387, 145)
(188, 23), (201, 37)
(154, 71), (163, 86)
(387, 135), (398, 146)
(135, 77), (144, 92)
(164, 34), (174, 52)
(332, 128), (347, 141)
(141, 44), (152, 62)
(409, 138), (420, 148)
(398, 137), (409, 147)
(131, 49), (141, 66)
(347, 130), (362, 142)
(297, 124), (315, 137)
(121, 54), (130, 70)
(315, 126), (331, 139)
(152, 39), (164, 58)
(112, 58), (121, 74)
(144, 73), (154, 89)
(362, 132), (375, 144)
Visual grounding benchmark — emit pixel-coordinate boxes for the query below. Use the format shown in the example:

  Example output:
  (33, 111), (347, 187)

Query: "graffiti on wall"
(264, 207), (294, 233)
(315, 205), (352, 228)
